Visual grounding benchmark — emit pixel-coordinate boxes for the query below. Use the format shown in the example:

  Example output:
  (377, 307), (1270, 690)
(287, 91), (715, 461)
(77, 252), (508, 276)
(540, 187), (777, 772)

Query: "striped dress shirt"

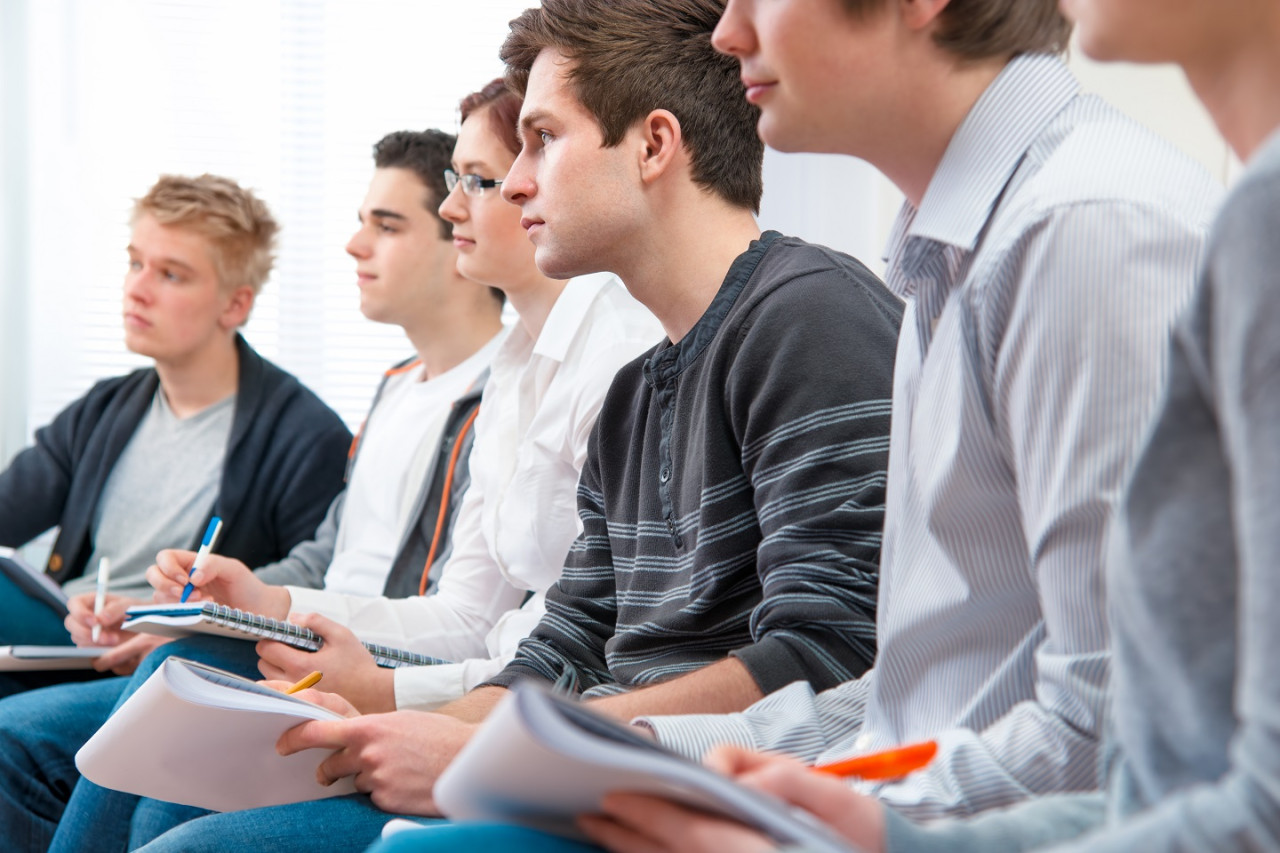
(641, 54), (1223, 820)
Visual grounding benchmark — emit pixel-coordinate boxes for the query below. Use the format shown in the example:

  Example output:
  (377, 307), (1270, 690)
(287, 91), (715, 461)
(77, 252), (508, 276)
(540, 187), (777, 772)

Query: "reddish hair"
(459, 79), (523, 158)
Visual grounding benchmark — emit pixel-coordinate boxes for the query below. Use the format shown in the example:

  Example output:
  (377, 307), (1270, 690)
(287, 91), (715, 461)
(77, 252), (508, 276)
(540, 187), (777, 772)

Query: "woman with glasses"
(47, 79), (661, 853)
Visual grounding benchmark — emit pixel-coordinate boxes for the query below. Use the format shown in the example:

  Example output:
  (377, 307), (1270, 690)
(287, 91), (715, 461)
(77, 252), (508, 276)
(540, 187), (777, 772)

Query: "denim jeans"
(129, 793), (395, 852)
(41, 635), (264, 853)
(364, 823), (603, 853)
(0, 675), (127, 852)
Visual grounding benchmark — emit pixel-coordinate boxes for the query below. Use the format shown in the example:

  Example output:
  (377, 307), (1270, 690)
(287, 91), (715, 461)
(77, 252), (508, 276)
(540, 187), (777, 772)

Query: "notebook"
(76, 656), (357, 811)
(121, 602), (448, 669)
(0, 550), (70, 616)
(0, 645), (102, 671)
(434, 683), (859, 852)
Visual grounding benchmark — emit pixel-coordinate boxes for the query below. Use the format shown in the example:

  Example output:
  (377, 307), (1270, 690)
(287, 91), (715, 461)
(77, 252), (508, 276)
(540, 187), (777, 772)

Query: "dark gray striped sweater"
(487, 232), (902, 699)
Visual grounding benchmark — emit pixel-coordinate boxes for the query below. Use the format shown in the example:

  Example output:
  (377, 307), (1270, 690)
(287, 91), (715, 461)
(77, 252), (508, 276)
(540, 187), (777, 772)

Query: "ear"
(636, 109), (683, 187)
(899, 0), (951, 31)
(219, 285), (256, 330)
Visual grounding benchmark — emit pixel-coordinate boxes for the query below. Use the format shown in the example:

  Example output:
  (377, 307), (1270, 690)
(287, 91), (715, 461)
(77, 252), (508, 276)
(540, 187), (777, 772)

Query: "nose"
(712, 0), (754, 57)
(500, 151), (534, 206)
(438, 182), (468, 224)
(123, 265), (154, 303)
(346, 223), (372, 259)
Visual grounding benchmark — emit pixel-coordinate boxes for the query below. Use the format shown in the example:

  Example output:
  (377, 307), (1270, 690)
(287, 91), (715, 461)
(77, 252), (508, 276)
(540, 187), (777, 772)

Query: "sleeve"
(872, 201), (1207, 818)
(723, 269), (894, 694)
(266, 406), (352, 554)
(0, 393), (92, 547)
(252, 491), (344, 589)
(482, 438), (618, 693)
(284, 475), (528, 664)
(391, 594), (548, 710)
(639, 677), (873, 761)
(1034, 167), (1280, 853)
(882, 792), (1107, 853)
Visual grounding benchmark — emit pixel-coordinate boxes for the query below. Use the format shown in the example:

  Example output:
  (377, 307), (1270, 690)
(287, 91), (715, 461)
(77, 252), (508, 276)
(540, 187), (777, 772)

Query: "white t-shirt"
(323, 337), (501, 597)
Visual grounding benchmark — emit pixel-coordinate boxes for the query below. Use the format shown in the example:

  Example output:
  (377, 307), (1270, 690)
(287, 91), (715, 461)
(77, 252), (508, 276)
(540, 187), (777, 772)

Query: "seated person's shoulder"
(747, 236), (903, 332)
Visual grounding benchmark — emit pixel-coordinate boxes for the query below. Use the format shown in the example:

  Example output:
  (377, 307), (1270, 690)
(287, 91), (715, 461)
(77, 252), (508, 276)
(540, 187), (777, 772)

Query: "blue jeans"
(0, 675), (126, 852)
(129, 794), (395, 852)
(365, 823), (602, 853)
(43, 635), (264, 852)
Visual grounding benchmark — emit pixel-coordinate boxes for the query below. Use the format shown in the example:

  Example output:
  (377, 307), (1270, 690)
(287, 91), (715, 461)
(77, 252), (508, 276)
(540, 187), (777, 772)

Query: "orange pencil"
(813, 740), (937, 780)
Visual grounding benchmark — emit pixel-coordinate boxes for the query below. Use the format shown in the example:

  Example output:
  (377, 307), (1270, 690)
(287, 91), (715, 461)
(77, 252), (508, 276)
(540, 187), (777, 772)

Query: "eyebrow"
(455, 161), (493, 173)
(519, 109), (552, 132)
(126, 245), (197, 274)
(366, 209), (408, 221)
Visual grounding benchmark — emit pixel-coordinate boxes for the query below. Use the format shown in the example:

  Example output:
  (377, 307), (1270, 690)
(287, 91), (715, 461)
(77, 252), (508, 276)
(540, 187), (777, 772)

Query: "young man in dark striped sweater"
(119, 1), (901, 846)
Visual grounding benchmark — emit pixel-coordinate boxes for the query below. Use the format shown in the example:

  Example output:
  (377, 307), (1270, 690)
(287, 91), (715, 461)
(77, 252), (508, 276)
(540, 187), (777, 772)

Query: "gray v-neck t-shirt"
(65, 390), (235, 598)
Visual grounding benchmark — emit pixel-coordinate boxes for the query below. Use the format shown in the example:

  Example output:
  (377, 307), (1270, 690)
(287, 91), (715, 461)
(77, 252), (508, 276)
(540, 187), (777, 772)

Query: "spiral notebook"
(121, 602), (448, 669)
(77, 656), (358, 811)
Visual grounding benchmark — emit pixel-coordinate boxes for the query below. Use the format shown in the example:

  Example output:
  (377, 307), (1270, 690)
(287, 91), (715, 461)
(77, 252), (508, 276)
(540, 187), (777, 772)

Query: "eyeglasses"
(444, 169), (503, 197)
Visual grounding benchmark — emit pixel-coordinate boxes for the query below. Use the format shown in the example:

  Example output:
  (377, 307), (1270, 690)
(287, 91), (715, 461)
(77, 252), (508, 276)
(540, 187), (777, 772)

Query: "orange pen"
(812, 740), (938, 780)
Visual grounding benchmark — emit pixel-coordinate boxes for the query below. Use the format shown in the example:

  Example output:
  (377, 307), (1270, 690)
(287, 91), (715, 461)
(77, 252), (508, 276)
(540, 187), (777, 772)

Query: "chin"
(533, 245), (591, 281)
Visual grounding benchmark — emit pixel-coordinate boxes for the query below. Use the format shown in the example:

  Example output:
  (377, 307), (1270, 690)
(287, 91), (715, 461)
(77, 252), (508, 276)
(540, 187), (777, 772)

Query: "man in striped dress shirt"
(560, 0), (1227, 849)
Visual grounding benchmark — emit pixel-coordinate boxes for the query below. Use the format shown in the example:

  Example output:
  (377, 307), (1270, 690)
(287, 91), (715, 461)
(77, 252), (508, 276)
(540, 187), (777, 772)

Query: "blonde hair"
(132, 174), (279, 295)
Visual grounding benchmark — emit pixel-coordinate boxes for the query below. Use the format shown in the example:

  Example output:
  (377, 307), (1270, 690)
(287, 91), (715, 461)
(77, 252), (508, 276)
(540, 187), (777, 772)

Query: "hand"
(276, 710), (476, 816)
(146, 549), (290, 618)
(706, 746), (886, 853)
(256, 612), (396, 714)
(580, 793), (778, 853)
(92, 632), (170, 675)
(259, 682), (361, 717)
(65, 591), (143, 647)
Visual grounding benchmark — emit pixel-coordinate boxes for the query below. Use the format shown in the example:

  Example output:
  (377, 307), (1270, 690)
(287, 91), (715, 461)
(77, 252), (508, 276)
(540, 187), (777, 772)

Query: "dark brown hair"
(840, 0), (1071, 59)
(501, 0), (763, 212)
(372, 129), (456, 241)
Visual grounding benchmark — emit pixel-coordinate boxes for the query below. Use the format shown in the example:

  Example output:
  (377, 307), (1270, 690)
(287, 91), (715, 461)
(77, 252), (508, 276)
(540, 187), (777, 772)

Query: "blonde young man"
(0, 175), (350, 696)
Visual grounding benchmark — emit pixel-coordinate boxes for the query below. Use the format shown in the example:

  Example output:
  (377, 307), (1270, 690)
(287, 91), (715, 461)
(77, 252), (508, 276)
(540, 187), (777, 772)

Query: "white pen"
(91, 556), (111, 644)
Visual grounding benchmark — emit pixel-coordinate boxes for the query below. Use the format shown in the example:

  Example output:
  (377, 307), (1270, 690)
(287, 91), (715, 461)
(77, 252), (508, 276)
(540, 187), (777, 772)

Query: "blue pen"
(180, 517), (224, 603)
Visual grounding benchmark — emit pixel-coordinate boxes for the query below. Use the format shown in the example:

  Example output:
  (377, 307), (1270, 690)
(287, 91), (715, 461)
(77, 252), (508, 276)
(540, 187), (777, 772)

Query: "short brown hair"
(840, 0), (1071, 60)
(373, 129), (457, 241)
(501, 0), (763, 212)
(132, 174), (278, 295)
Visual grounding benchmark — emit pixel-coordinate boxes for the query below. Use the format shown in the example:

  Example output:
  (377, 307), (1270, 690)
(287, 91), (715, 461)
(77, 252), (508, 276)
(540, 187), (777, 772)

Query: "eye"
(376, 222), (398, 235)
(161, 268), (182, 283)
(128, 260), (142, 272)
(539, 130), (554, 146)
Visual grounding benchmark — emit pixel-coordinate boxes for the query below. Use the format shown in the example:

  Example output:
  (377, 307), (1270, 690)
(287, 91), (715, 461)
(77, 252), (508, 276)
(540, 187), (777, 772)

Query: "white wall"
(0, 0), (30, 468)
(759, 47), (1231, 278)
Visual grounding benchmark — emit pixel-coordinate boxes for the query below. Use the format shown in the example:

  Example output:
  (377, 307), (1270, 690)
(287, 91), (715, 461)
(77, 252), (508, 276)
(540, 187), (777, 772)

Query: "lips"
(741, 77), (777, 104)
(520, 217), (544, 233)
(123, 311), (151, 330)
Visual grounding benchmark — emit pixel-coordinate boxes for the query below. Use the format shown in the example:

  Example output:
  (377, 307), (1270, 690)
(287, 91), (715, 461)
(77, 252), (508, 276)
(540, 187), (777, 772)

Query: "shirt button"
(659, 467), (671, 483)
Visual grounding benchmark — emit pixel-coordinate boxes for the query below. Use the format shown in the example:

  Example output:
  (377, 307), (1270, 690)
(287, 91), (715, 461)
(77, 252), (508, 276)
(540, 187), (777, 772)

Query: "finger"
(315, 745), (366, 787)
(287, 611), (347, 642)
(578, 814), (665, 853)
(277, 718), (351, 755)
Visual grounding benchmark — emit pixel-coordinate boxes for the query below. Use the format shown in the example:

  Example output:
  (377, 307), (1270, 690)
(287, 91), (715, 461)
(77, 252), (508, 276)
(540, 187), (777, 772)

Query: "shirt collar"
(905, 53), (1079, 254)
(530, 271), (616, 363)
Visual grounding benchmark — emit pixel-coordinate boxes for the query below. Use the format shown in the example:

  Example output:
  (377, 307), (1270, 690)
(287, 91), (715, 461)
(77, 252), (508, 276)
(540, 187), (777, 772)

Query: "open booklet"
(434, 682), (860, 852)
(122, 602), (448, 669)
(0, 645), (102, 672)
(0, 550), (70, 616)
(76, 656), (357, 811)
